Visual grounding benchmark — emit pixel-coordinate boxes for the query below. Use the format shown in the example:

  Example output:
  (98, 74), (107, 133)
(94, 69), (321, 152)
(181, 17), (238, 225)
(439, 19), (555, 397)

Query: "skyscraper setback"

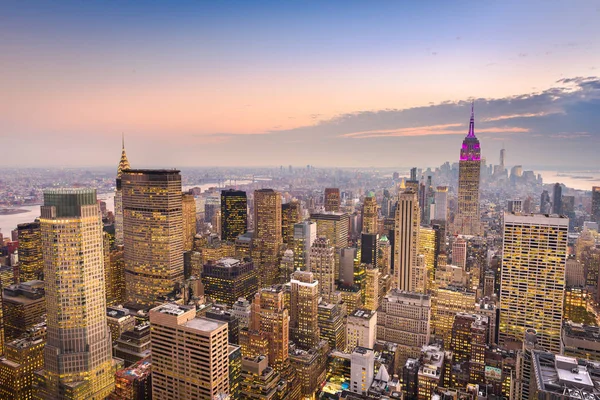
(122, 169), (184, 309)
(454, 104), (481, 236)
(39, 188), (115, 399)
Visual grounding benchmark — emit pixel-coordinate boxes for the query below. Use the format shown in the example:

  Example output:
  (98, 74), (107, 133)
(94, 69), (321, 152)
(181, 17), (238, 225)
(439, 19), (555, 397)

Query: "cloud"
(341, 124), (528, 139)
(482, 111), (562, 122)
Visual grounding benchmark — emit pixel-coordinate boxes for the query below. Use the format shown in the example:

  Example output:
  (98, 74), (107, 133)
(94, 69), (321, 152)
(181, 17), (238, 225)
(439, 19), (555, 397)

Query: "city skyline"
(1, 1), (599, 168)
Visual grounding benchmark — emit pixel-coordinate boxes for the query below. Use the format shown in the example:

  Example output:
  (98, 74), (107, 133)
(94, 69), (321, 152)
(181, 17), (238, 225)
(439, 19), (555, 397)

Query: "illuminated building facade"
(364, 266), (381, 311)
(254, 189), (282, 264)
(113, 323), (151, 368)
(290, 270), (320, 349)
(310, 212), (350, 279)
(105, 246), (125, 306)
(114, 136), (130, 246)
(455, 104), (481, 236)
(122, 169), (184, 309)
(293, 221), (317, 271)
(149, 304), (229, 400)
(450, 313), (488, 386)
(310, 237), (336, 300)
(39, 188), (115, 399)
(182, 193), (196, 251)
(109, 356), (152, 400)
(433, 286), (477, 345)
(394, 189), (421, 292)
(2, 281), (45, 342)
(433, 186), (448, 222)
(282, 200), (302, 245)
(201, 257), (258, 307)
(324, 188), (341, 212)
(16, 222), (43, 282)
(499, 213), (568, 353)
(221, 189), (247, 242)
(362, 195), (378, 234)
(346, 309), (377, 352)
(418, 226), (438, 289)
(318, 302), (347, 351)
(0, 334), (45, 400)
(377, 290), (431, 365)
(452, 237), (467, 269)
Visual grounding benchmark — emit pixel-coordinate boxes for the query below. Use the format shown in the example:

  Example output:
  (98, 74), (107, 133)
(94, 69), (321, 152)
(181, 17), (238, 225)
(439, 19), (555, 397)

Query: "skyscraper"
(16, 222), (43, 282)
(310, 211), (350, 279)
(293, 221), (317, 271)
(290, 270), (320, 349)
(592, 186), (600, 223)
(499, 213), (568, 353)
(310, 237), (336, 301)
(552, 183), (562, 214)
(455, 103), (481, 236)
(433, 186), (448, 222)
(394, 189), (421, 292)
(149, 304), (229, 400)
(114, 135), (130, 246)
(122, 169), (184, 309)
(201, 257), (258, 307)
(39, 188), (115, 399)
(254, 189), (282, 264)
(362, 195), (378, 234)
(182, 193), (196, 251)
(540, 190), (551, 214)
(221, 189), (247, 242)
(282, 200), (302, 244)
(324, 188), (341, 212)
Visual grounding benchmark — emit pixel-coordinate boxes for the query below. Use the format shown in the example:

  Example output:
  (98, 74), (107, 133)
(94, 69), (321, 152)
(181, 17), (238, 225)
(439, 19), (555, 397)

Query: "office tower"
(593, 186), (600, 223)
(113, 323), (151, 367)
(360, 233), (379, 269)
(228, 345), (242, 399)
(394, 189), (421, 292)
(290, 270), (320, 349)
(499, 147), (506, 170)
(378, 234), (392, 276)
(2, 281), (45, 342)
(310, 212), (350, 278)
(452, 237), (467, 269)
(279, 249), (294, 283)
(239, 355), (285, 399)
(483, 271), (495, 298)
(205, 305), (240, 344)
(232, 297), (252, 330)
(122, 169), (184, 309)
(282, 200), (301, 244)
(364, 266), (381, 311)
(182, 193), (196, 251)
(39, 188), (115, 399)
(310, 237), (336, 300)
(16, 222), (43, 282)
(419, 226), (437, 289)
(0, 334), (45, 400)
(201, 257), (258, 306)
(433, 286), (477, 345)
(149, 304), (229, 399)
(293, 221), (317, 271)
(324, 188), (341, 212)
(499, 213), (568, 353)
(540, 190), (551, 214)
(376, 290), (431, 366)
(450, 313), (488, 385)
(422, 175), (435, 225)
(114, 135), (130, 246)
(221, 189), (247, 242)
(455, 103), (481, 236)
(433, 186), (448, 222)
(105, 246), (126, 306)
(362, 195), (378, 234)
(106, 306), (135, 342)
(552, 182), (562, 214)
(289, 340), (329, 398)
(346, 308), (377, 352)
(254, 189), (282, 264)
(350, 347), (375, 395)
(339, 247), (357, 287)
(318, 301), (346, 351)
(239, 289), (297, 397)
(110, 356), (152, 400)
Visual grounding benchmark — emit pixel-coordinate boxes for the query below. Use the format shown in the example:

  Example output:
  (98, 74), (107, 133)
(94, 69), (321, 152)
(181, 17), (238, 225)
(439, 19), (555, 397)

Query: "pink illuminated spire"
(466, 100), (476, 138)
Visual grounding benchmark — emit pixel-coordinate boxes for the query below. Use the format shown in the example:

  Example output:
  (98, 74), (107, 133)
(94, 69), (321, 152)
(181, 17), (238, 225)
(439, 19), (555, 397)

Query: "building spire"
(117, 134), (131, 178)
(467, 100), (476, 138)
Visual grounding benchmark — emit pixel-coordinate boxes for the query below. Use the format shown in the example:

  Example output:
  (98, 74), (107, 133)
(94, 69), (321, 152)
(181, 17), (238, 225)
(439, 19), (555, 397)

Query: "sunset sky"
(2, 1), (599, 169)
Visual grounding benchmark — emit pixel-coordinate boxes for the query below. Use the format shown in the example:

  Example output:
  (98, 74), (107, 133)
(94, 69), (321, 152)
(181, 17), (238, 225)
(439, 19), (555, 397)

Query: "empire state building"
(454, 103), (481, 236)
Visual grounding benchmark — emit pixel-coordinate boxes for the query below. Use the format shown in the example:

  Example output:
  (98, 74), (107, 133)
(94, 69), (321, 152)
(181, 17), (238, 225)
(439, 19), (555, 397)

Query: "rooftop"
(183, 317), (226, 332)
(350, 308), (377, 320)
(533, 350), (600, 397)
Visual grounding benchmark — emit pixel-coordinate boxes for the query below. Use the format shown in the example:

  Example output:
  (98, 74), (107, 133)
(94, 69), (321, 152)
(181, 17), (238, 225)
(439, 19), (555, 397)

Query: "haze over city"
(2, 1), (600, 168)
